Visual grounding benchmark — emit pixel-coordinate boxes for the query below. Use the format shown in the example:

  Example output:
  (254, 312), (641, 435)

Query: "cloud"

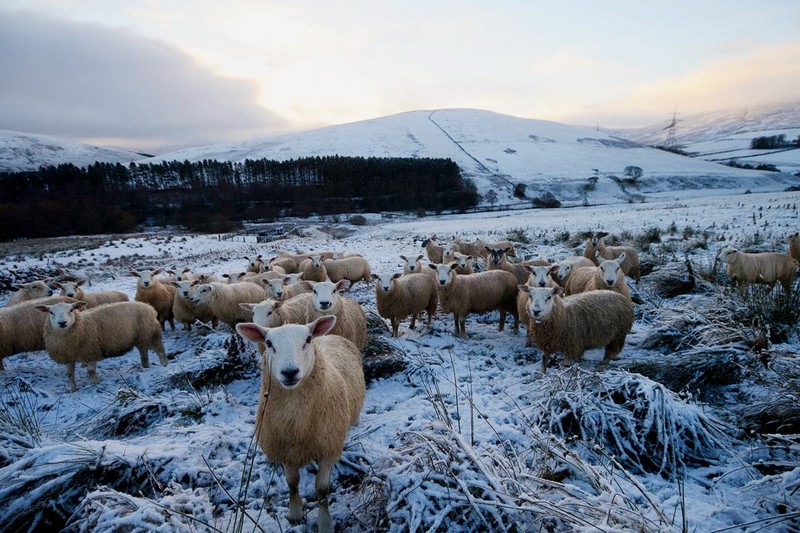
(0, 9), (293, 153)
(556, 41), (800, 127)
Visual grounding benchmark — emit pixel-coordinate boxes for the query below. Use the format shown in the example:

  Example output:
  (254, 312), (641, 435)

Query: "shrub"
(513, 183), (527, 199)
(348, 214), (367, 226)
(532, 192), (561, 208)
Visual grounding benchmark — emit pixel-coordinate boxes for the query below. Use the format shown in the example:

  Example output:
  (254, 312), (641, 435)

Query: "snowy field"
(1, 190), (799, 532)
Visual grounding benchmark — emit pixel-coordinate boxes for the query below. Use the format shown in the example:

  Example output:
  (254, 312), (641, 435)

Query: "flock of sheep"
(1, 230), (798, 532)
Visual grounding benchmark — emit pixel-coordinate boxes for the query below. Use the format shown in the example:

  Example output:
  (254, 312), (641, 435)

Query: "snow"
(1, 189), (799, 531)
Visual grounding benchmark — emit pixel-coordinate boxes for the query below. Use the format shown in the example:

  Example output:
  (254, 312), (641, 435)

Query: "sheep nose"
(58, 321), (67, 328)
(319, 302), (331, 310)
(143, 282), (150, 287)
(538, 281), (546, 287)
(281, 368), (300, 383)
(532, 309), (541, 317)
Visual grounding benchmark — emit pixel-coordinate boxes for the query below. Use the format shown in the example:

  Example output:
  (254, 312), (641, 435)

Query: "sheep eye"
(266, 340), (273, 349)
(305, 336), (312, 345)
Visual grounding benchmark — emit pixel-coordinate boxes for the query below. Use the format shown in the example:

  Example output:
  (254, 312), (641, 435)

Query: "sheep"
(451, 237), (487, 258)
(130, 269), (177, 331)
(484, 239), (516, 257)
(517, 266), (559, 347)
(305, 280), (368, 350)
(36, 301), (167, 391)
(264, 277), (315, 301)
(170, 280), (217, 331)
(583, 231), (604, 266)
(192, 282), (266, 329)
(222, 271), (249, 284)
(244, 255), (265, 274)
(280, 250), (335, 263)
(301, 255), (328, 283)
(486, 247), (543, 284)
(240, 294), (313, 330)
(553, 256), (596, 287)
(163, 267), (197, 282)
(441, 243), (461, 264)
(789, 232), (800, 263)
(594, 234), (641, 282)
(5, 280), (53, 307)
(371, 272), (438, 337)
(428, 262), (519, 337)
(452, 252), (475, 275)
(718, 247), (798, 292)
(235, 315), (365, 532)
(520, 286), (634, 373)
(565, 254), (632, 302)
(54, 280), (129, 308)
(321, 256), (372, 289)
(422, 236), (443, 264)
(0, 296), (77, 370)
(270, 255), (301, 274)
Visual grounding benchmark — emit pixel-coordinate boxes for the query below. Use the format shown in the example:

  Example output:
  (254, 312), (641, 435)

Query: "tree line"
(0, 156), (478, 240)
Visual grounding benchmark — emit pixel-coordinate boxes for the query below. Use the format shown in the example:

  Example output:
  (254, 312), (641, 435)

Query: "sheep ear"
(221, 274), (230, 279)
(282, 277), (291, 286)
(392, 273), (402, 280)
(309, 315), (337, 337)
(11, 284), (24, 291)
(399, 255), (407, 261)
(298, 281), (314, 291)
(370, 274), (379, 280)
(153, 269), (163, 275)
(598, 231), (609, 238)
(34, 305), (50, 313)
(448, 262), (458, 271)
(616, 252), (626, 264)
(129, 271), (139, 277)
(165, 269), (176, 276)
(416, 254), (424, 261)
(549, 264), (560, 273)
(243, 256), (250, 261)
(335, 279), (351, 292)
(503, 247), (512, 254)
(236, 322), (267, 343)
(553, 286), (565, 297)
(523, 265), (533, 273)
(239, 303), (256, 311)
(73, 301), (89, 311)
(169, 281), (180, 287)
(77, 279), (87, 287)
(518, 284), (531, 294)
(427, 263), (437, 270)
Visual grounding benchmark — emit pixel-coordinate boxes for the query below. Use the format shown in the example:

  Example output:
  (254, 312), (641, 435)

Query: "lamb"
(565, 254), (632, 302)
(594, 233), (641, 282)
(371, 272), (438, 337)
(789, 232), (800, 263)
(130, 269), (177, 331)
(192, 282), (266, 329)
(5, 280), (53, 307)
(235, 316), (365, 533)
(36, 301), (167, 391)
(422, 236), (443, 264)
(553, 256), (596, 287)
(54, 280), (129, 308)
(264, 277), (315, 301)
(301, 255), (328, 283)
(517, 266), (559, 347)
(452, 252), (475, 275)
(428, 262), (519, 337)
(304, 280), (368, 350)
(718, 247), (798, 292)
(486, 247), (545, 284)
(520, 286), (634, 373)
(321, 256), (372, 288)
(170, 280), (217, 331)
(0, 296), (77, 370)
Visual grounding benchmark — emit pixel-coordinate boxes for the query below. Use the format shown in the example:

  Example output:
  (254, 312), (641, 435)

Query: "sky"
(0, 0), (798, 154)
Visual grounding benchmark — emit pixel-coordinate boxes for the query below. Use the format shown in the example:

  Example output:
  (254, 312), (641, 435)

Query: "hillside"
(618, 102), (800, 175)
(0, 130), (141, 173)
(144, 109), (795, 204)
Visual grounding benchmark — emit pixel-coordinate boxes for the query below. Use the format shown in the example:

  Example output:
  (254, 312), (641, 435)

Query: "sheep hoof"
(287, 501), (303, 525)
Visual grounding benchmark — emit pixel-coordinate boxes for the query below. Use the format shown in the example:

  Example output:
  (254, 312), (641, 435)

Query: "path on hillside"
(427, 111), (516, 191)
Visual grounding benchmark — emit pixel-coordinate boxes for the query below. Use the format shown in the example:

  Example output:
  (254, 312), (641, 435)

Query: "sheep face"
(130, 269), (162, 289)
(454, 253), (473, 270)
(526, 266), (553, 287)
(372, 273), (402, 293)
(57, 280), (86, 298)
(718, 247), (739, 264)
(36, 301), (88, 330)
(265, 278), (288, 299)
(16, 280), (54, 299)
(429, 262), (458, 287)
(284, 274), (302, 285)
(310, 255), (323, 268)
(172, 280), (195, 299)
(400, 254), (423, 273)
(598, 253), (626, 287)
(244, 255), (263, 272)
(240, 300), (281, 328)
(591, 231), (609, 246)
(222, 272), (247, 284)
(555, 262), (572, 282)
(520, 286), (564, 321)
(192, 284), (215, 305)
(311, 280), (349, 312)
(485, 247), (505, 267)
(236, 316), (337, 389)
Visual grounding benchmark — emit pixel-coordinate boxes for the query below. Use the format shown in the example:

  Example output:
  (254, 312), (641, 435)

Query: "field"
(1, 190), (799, 532)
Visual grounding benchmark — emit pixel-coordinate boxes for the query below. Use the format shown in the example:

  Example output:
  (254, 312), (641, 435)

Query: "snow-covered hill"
(0, 130), (141, 173)
(617, 102), (800, 175)
(144, 109), (796, 204)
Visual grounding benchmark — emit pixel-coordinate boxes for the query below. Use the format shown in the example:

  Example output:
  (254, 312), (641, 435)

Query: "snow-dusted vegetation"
(1, 190), (799, 532)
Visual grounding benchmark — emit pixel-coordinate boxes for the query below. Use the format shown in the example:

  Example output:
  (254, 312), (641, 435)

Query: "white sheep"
(170, 280), (217, 331)
(520, 286), (634, 373)
(235, 316), (365, 532)
(244, 255), (265, 274)
(565, 254), (632, 302)
(321, 256), (372, 289)
(371, 272), (438, 337)
(485, 239), (516, 257)
(718, 247), (798, 292)
(192, 282), (266, 329)
(264, 277), (314, 301)
(0, 296), (77, 370)
(594, 234), (641, 282)
(452, 252), (475, 275)
(130, 269), (177, 331)
(422, 236), (443, 264)
(485, 246), (544, 284)
(451, 237), (487, 258)
(428, 262), (519, 337)
(789, 232), (800, 263)
(5, 280), (53, 307)
(36, 301), (167, 391)
(399, 253), (435, 277)
(441, 243), (461, 264)
(553, 256), (595, 287)
(517, 266), (559, 347)
(300, 255), (328, 283)
(221, 271), (249, 284)
(54, 280), (129, 307)
(305, 280), (368, 350)
(240, 294), (313, 330)
(583, 232), (603, 266)
(269, 255), (301, 274)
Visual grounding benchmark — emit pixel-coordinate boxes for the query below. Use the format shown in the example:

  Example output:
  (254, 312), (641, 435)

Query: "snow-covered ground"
(1, 190), (799, 532)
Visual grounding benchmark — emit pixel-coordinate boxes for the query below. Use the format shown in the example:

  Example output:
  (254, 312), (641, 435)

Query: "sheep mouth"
(279, 378), (300, 389)
(318, 302), (332, 310)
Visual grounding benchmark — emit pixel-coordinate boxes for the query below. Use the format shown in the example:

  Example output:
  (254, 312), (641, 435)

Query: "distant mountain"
(617, 102), (800, 175)
(0, 130), (141, 173)
(145, 108), (796, 204)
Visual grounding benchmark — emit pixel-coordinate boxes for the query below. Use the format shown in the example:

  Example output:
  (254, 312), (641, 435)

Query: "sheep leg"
(512, 311), (519, 333)
(540, 352), (550, 374)
(0, 358), (4, 371)
(168, 317), (176, 331)
(86, 361), (100, 385)
(315, 457), (335, 533)
(458, 315), (468, 338)
(391, 318), (399, 337)
(498, 310), (507, 332)
(66, 362), (77, 392)
(452, 312), (460, 336)
(409, 312), (417, 330)
(284, 464), (303, 525)
(154, 337), (168, 366)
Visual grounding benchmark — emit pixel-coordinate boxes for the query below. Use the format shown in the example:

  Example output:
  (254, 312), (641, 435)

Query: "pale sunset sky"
(1, 0), (798, 152)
